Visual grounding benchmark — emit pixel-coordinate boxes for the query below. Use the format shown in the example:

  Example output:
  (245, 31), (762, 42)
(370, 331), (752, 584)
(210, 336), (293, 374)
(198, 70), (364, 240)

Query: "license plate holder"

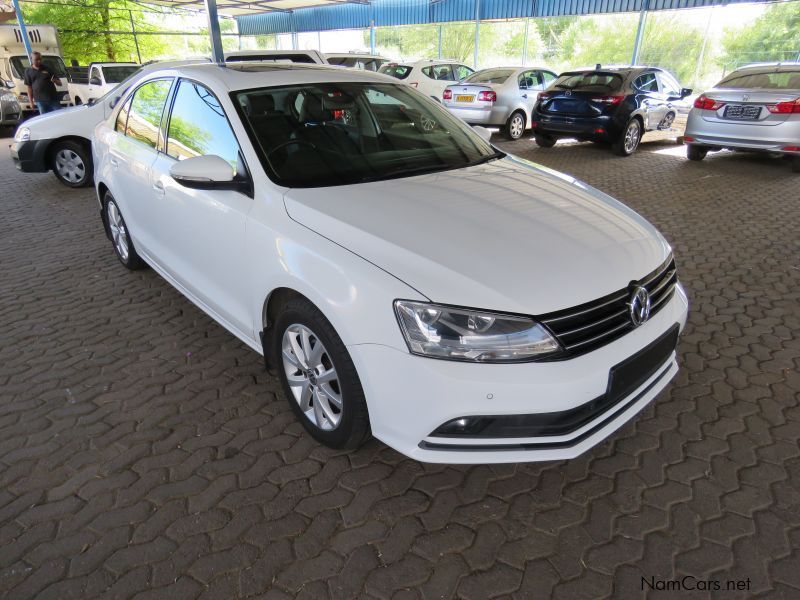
(724, 104), (761, 120)
(606, 325), (679, 403)
(456, 95), (475, 102)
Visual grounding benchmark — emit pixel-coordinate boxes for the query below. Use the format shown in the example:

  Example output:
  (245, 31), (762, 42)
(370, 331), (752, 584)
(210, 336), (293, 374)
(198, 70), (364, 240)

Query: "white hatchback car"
(93, 63), (688, 464)
(379, 59), (474, 101)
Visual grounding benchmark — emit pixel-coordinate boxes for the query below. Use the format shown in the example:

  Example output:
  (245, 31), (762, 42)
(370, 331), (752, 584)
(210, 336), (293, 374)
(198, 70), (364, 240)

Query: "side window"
(166, 80), (241, 173)
(90, 66), (101, 82)
(115, 96), (131, 132)
(432, 64), (454, 81)
(634, 73), (659, 93)
(658, 72), (681, 97)
(519, 71), (537, 90)
(454, 65), (473, 80)
(125, 79), (172, 149)
(421, 66), (433, 79)
(541, 71), (557, 88)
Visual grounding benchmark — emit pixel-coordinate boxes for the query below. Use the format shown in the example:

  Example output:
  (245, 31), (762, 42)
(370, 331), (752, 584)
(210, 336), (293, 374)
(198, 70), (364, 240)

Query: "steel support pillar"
(129, 10), (142, 63)
(11, 0), (33, 61)
(437, 25), (442, 59)
(473, 0), (480, 69)
(631, 1), (648, 66)
(522, 18), (529, 65)
(203, 0), (225, 64)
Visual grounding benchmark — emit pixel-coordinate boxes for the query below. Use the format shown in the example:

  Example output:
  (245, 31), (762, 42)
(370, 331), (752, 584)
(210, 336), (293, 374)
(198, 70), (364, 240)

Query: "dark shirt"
(23, 66), (59, 102)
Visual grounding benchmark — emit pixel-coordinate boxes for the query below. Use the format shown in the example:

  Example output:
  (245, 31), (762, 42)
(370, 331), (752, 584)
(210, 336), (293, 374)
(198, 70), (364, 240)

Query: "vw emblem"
(742, 94), (750, 101)
(628, 286), (652, 327)
(565, 90), (572, 96)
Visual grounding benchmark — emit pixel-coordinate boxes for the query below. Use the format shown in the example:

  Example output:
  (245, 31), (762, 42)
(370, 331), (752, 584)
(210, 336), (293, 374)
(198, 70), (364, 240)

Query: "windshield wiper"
(465, 150), (505, 167)
(359, 163), (451, 183)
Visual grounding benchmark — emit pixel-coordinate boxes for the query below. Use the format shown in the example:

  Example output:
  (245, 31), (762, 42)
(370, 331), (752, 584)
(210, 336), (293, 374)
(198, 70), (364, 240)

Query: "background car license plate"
(724, 104), (761, 120)
(456, 95), (474, 102)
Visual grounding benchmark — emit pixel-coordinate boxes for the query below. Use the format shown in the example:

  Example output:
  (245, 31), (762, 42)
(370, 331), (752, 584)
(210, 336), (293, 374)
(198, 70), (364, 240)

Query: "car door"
(106, 78), (174, 256)
(517, 70), (539, 116)
(633, 71), (666, 130)
(149, 79), (253, 337)
(656, 71), (689, 132)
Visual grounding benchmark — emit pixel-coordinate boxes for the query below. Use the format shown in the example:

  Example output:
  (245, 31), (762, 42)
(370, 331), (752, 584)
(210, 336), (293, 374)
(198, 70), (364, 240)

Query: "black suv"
(531, 66), (692, 155)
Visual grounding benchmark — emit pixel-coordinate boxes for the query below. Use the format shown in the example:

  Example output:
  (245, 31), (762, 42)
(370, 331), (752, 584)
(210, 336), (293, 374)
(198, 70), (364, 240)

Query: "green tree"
(719, 1), (800, 72)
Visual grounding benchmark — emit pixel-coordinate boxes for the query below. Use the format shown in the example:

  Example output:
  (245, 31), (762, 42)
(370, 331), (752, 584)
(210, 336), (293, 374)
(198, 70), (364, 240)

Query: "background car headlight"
(14, 127), (30, 142)
(394, 300), (560, 362)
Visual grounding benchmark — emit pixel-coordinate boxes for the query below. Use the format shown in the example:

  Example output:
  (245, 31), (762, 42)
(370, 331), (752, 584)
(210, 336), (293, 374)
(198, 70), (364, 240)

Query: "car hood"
(26, 104), (98, 131)
(283, 157), (672, 315)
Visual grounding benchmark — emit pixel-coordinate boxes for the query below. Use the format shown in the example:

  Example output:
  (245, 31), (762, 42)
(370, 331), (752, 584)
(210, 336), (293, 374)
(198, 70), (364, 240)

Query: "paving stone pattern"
(1, 130), (798, 599)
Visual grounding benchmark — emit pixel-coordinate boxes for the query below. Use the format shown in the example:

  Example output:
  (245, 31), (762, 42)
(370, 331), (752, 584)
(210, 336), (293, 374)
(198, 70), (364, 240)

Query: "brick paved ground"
(1, 128), (799, 600)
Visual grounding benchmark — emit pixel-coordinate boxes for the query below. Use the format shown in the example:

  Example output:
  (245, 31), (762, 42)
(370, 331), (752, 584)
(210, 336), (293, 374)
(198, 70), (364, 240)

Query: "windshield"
(718, 70), (800, 90)
(328, 56), (387, 72)
(234, 82), (501, 188)
(465, 69), (513, 84)
(103, 65), (140, 83)
(10, 55), (68, 79)
(378, 64), (412, 80)
(551, 72), (623, 92)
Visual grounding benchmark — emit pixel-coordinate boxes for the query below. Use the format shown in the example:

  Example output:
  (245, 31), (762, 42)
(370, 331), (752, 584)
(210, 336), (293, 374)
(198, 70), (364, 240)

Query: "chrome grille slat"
(538, 257), (677, 360)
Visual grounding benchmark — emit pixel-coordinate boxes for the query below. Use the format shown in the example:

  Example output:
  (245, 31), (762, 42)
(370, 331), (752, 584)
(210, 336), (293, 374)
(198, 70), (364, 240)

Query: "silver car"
(1, 90), (21, 128)
(443, 67), (557, 140)
(685, 62), (800, 172)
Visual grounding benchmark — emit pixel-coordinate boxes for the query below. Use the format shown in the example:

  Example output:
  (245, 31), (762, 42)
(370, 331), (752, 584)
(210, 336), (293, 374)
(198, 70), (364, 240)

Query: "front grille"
(538, 256), (677, 359)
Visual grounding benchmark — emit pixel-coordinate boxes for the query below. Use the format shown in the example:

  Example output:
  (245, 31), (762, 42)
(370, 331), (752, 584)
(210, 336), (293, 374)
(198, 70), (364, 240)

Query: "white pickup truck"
(67, 62), (139, 105)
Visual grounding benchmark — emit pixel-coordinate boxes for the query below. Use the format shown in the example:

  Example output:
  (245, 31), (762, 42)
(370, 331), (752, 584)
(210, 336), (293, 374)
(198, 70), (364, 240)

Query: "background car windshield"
(235, 82), (498, 188)
(103, 66), (140, 83)
(11, 55), (68, 78)
(465, 69), (513, 84)
(718, 70), (800, 90)
(552, 72), (623, 92)
(378, 64), (411, 80)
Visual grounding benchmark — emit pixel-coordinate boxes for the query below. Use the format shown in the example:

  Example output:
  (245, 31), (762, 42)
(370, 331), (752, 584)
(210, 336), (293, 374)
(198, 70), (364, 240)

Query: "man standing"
(24, 51), (62, 114)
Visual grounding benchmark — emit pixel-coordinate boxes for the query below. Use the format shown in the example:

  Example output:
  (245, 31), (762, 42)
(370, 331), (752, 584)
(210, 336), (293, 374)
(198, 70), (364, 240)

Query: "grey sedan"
(442, 67), (557, 140)
(1, 90), (21, 128)
(685, 62), (800, 172)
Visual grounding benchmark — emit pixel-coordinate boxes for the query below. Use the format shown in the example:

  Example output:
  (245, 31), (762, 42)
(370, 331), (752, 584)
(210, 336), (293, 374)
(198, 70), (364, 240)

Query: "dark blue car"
(531, 66), (692, 156)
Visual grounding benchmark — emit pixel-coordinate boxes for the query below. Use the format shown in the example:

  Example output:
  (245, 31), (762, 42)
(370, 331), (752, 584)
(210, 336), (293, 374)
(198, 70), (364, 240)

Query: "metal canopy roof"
(142, 0), (366, 17)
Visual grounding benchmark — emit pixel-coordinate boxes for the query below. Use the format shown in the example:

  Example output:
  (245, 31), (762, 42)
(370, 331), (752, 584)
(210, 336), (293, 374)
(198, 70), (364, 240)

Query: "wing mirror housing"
(472, 125), (492, 143)
(680, 87), (693, 99)
(170, 154), (249, 192)
(87, 98), (96, 106)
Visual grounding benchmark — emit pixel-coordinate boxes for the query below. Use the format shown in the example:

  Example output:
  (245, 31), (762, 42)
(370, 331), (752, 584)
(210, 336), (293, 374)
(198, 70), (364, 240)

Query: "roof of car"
(149, 62), (394, 91)
(734, 61), (800, 72)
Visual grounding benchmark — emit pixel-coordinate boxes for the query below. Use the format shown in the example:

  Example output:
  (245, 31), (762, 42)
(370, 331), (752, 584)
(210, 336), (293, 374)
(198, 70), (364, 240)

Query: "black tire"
(104, 193), (145, 270)
(791, 156), (800, 173)
(51, 140), (93, 187)
(504, 111), (526, 140)
(612, 118), (642, 156)
(273, 297), (371, 450)
(534, 133), (556, 148)
(687, 145), (708, 162)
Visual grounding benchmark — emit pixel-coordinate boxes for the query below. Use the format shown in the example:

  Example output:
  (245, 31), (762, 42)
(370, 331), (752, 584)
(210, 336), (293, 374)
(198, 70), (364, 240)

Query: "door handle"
(522, 94), (528, 98)
(153, 181), (165, 195)
(109, 157), (119, 168)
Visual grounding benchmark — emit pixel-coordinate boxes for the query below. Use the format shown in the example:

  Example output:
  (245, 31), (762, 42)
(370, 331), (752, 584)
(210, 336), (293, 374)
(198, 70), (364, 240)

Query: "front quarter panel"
(245, 182), (428, 351)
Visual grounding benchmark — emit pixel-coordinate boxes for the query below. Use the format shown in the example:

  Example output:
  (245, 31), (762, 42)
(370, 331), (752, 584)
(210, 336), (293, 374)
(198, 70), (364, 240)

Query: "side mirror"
(472, 125), (492, 143)
(87, 98), (96, 106)
(680, 87), (693, 98)
(170, 155), (247, 192)
(89, 77), (102, 86)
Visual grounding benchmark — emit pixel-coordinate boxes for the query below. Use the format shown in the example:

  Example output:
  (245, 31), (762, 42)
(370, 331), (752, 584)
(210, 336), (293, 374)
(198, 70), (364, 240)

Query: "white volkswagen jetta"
(93, 63), (688, 464)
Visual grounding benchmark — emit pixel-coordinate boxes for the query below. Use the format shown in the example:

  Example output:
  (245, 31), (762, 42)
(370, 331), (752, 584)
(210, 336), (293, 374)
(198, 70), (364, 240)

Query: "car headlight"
(1, 92), (18, 103)
(394, 300), (560, 362)
(14, 127), (30, 142)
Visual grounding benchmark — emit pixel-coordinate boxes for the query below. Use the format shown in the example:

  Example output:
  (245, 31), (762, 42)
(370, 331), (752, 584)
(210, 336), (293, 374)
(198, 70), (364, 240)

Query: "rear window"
(379, 64), (412, 80)
(718, 70), (800, 90)
(551, 72), (624, 92)
(226, 53), (316, 64)
(465, 69), (513, 84)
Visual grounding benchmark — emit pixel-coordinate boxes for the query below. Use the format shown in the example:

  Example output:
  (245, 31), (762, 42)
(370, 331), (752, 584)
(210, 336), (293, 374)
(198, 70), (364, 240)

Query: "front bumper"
(349, 284), (688, 464)
(10, 138), (50, 172)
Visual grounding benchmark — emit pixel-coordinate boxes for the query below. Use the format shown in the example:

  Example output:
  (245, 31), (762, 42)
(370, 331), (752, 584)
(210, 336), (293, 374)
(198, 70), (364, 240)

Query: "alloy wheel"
(55, 149), (86, 184)
(509, 114), (524, 139)
(282, 324), (343, 431)
(624, 120), (641, 154)
(107, 201), (129, 262)
(659, 112), (675, 130)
